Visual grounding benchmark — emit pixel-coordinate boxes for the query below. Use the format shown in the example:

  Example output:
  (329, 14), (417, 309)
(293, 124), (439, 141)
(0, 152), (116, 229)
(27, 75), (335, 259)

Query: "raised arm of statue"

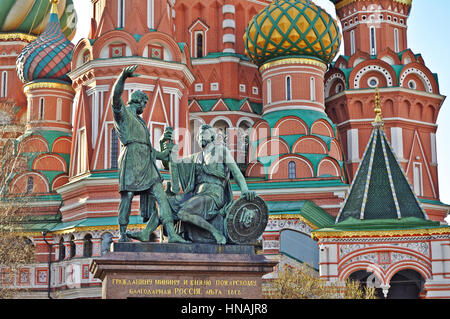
(223, 145), (255, 201)
(112, 65), (140, 111)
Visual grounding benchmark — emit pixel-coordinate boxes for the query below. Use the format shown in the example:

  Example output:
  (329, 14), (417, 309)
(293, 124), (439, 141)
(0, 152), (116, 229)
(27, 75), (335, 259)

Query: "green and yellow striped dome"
(244, 0), (341, 66)
(0, 0), (77, 41)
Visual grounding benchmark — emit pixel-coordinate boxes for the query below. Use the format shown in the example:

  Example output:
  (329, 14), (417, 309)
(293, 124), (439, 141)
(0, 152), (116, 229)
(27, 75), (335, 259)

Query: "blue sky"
(72, 0), (450, 213)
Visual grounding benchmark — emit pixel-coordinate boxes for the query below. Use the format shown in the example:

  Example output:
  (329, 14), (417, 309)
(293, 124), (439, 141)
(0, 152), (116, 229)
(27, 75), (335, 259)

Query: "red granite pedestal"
(90, 243), (277, 299)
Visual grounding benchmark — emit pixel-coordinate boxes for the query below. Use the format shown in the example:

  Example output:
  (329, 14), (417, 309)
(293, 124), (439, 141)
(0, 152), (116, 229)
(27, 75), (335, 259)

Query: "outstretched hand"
(121, 65), (141, 80)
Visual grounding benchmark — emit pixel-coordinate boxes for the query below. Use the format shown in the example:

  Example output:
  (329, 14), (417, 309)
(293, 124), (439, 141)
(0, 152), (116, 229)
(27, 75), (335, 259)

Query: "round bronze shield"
(225, 196), (268, 244)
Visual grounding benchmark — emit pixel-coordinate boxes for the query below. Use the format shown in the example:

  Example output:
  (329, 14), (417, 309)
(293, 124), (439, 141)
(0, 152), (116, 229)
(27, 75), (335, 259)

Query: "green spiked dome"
(244, 0), (341, 67)
(0, 0), (77, 41)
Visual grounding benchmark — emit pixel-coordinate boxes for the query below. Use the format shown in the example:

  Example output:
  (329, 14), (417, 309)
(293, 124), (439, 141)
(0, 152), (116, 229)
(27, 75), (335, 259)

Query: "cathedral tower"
(244, 0), (345, 184)
(325, 0), (447, 221)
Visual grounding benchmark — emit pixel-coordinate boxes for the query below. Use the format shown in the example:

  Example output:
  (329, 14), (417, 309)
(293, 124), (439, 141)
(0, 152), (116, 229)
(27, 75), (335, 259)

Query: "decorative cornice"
(269, 214), (318, 230)
(0, 33), (37, 42)
(311, 227), (450, 240)
(23, 81), (75, 94)
(69, 57), (195, 86)
(260, 57), (328, 73)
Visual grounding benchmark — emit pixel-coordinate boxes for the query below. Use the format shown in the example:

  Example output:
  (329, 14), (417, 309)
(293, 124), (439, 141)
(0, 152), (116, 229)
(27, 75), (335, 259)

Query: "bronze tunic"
(112, 103), (162, 192)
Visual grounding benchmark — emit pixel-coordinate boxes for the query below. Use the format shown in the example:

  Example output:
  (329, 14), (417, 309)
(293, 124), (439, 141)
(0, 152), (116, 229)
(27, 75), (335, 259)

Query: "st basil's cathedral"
(0, 0), (449, 299)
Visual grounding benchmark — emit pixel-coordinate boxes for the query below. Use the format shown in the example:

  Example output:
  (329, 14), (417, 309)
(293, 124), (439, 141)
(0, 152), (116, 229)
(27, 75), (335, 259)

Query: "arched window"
(310, 77), (316, 101)
(1, 71), (7, 97)
(69, 235), (76, 258)
(83, 234), (93, 258)
(370, 26), (377, 55)
(350, 30), (355, 55)
(267, 79), (272, 104)
(59, 238), (65, 261)
(288, 161), (296, 179)
(101, 232), (113, 255)
(286, 76), (292, 101)
(394, 28), (399, 53)
(196, 32), (204, 58)
(213, 119), (229, 146)
(111, 128), (119, 169)
(39, 98), (45, 120)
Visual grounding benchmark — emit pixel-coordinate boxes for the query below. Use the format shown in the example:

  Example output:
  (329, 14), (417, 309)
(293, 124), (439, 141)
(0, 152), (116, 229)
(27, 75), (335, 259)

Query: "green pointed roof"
(336, 125), (428, 223)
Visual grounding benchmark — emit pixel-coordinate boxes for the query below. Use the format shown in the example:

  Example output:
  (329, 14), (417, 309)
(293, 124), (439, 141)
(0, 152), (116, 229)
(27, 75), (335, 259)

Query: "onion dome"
(16, 1), (74, 84)
(244, 0), (341, 66)
(0, 0), (77, 40)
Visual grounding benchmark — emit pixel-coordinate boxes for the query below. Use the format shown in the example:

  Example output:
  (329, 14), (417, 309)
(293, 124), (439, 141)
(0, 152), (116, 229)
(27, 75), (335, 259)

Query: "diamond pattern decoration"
(16, 9), (74, 83)
(244, 0), (341, 66)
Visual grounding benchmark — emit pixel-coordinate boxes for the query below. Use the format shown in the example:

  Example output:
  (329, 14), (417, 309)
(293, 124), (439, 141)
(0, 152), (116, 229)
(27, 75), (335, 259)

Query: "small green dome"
(244, 0), (341, 66)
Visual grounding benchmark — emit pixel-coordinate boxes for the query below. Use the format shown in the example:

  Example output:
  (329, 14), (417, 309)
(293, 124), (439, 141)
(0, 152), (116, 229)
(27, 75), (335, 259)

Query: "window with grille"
(286, 76), (292, 101)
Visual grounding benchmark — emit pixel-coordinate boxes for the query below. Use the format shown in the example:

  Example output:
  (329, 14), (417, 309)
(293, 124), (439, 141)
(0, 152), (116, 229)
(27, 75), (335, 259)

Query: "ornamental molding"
(325, 72), (346, 98)
(340, 250), (430, 274)
(266, 218), (313, 235)
(314, 231), (450, 242)
(0, 33), (36, 42)
(353, 64), (394, 88)
(339, 242), (430, 260)
(399, 68), (433, 93)
(263, 239), (280, 250)
(23, 81), (75, 94)
(260, 58), (327, 73)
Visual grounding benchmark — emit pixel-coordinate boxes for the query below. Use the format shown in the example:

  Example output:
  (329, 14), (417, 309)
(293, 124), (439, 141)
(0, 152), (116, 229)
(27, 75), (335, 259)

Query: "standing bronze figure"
(111, 65), (187, 243)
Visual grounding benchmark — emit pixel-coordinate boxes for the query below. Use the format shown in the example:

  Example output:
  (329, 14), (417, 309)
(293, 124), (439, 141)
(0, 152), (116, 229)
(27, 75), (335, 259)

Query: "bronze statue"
(164, 124), (257, 244)
(112, 65), (268, 245)
(111, 65), (187, 243)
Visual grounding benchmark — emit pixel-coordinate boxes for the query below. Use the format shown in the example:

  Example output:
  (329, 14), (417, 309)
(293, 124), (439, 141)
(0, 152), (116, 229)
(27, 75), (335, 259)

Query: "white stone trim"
(222, 4), (235, 14)
(399, 68), (433, 93)
(223, 34), (236, 44)
(222, 19), (236, 29)
(353, 65), (393, 88)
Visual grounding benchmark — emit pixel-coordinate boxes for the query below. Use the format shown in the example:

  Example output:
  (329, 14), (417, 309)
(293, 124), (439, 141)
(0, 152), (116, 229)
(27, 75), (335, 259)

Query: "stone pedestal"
(90, 243), (277, 299)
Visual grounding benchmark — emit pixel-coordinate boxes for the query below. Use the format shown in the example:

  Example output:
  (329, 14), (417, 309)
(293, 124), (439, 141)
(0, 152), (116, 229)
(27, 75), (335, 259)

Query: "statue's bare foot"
(213, 232), (227, 245)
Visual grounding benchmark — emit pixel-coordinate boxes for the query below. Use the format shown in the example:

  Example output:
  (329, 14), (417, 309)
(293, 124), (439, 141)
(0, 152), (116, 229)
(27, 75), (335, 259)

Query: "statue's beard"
(201, 138), (212, 148)
(136, 107), (144, 115)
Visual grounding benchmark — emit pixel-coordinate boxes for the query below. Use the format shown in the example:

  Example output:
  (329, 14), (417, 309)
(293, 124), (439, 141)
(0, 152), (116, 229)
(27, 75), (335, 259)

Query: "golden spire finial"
(373, 86), (384, 127)
(50, 0), (59, 14)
